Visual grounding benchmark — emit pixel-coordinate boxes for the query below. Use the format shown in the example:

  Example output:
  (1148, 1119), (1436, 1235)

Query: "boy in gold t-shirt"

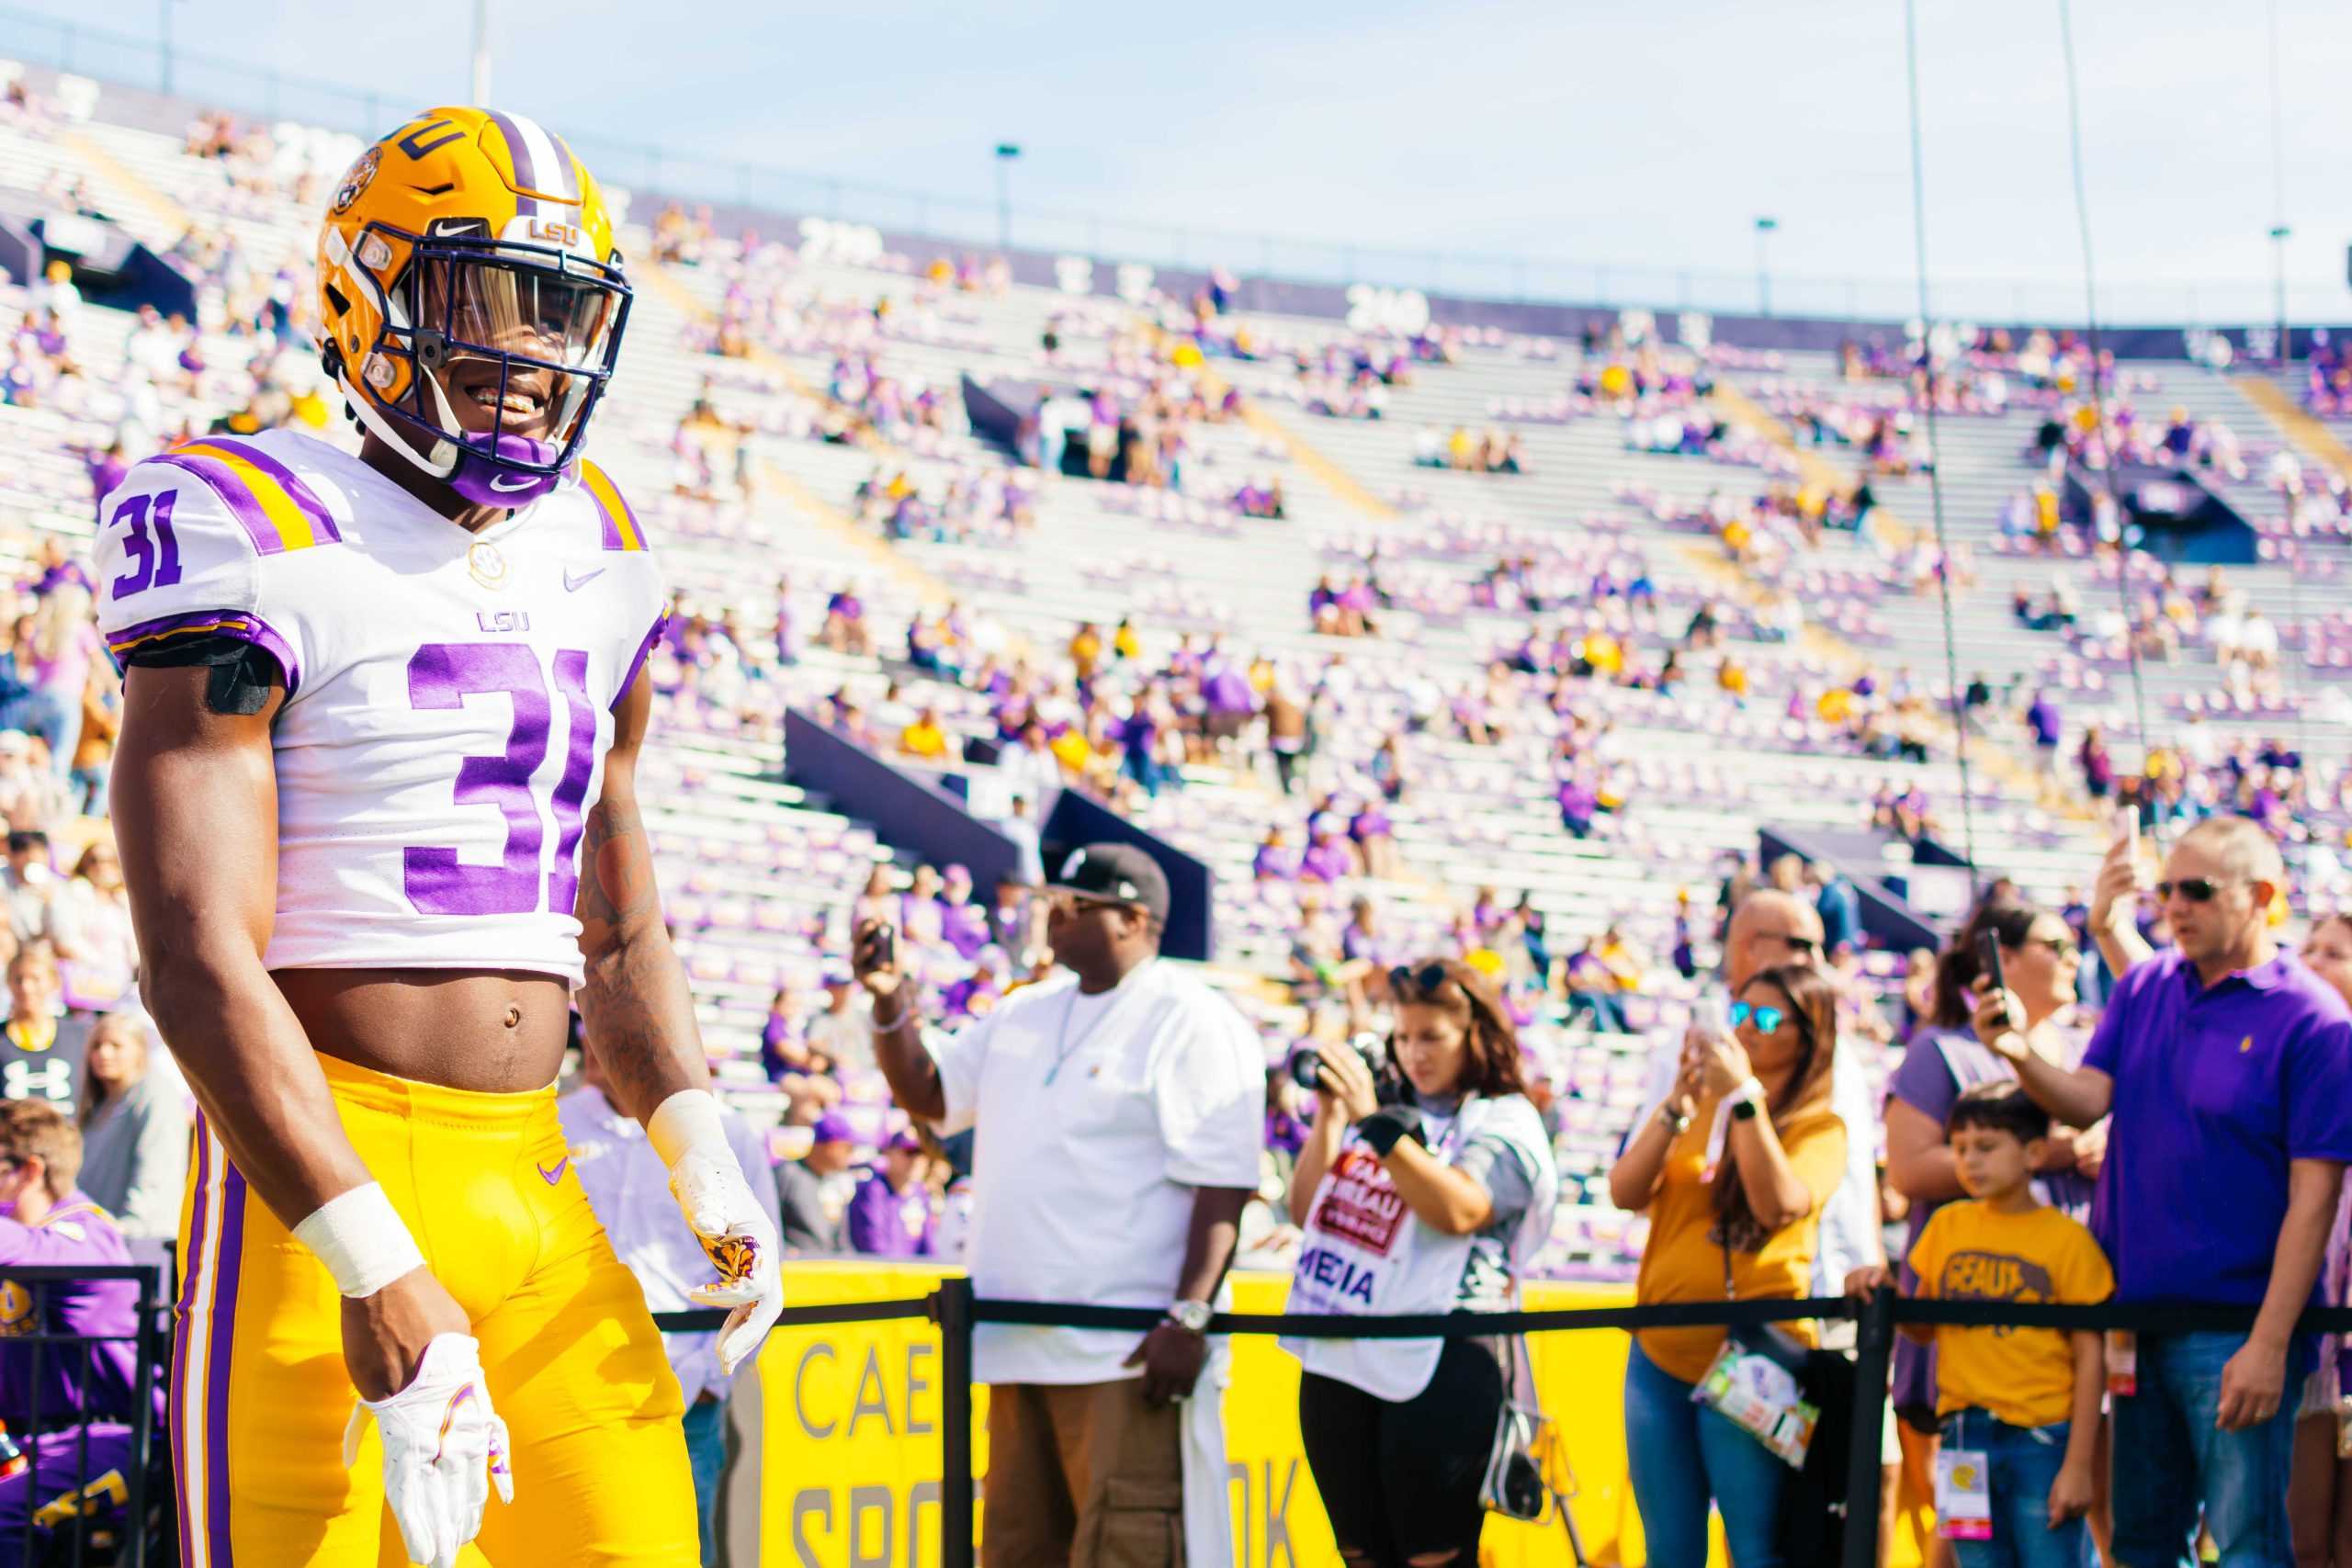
(1855, 1081), (2112, 1568)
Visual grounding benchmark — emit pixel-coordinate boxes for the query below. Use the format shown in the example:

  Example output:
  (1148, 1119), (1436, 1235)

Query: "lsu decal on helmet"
(317, 107), (632, 507)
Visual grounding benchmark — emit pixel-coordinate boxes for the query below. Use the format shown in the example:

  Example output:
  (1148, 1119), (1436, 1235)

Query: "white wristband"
(1727, 1077), (1765, 1110)
(291, 1182), (426, 1300)
(647, 1089), (728, 1171)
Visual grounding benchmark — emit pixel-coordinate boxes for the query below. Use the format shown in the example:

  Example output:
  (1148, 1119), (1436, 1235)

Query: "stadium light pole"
(1753, 216), (1779, 317)
(157, 0), (176, 96)
(471, 0), (492, 107)
(994, 143), (1021, 254)
(2270, 224), (2291, 367)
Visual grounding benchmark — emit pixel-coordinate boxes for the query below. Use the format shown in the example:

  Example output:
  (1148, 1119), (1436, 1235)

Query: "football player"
(100, 107), (781, 1566)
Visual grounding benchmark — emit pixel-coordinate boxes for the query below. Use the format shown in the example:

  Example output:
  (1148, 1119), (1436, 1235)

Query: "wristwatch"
(1165, 1299), (1213, 1335)
(1730, 1096), (1761, 1122)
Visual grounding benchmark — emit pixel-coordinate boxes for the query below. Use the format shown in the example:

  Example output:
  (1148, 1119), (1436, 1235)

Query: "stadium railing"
(655, 1286), (2352, 1568)
(1, 1263), (164, 1568)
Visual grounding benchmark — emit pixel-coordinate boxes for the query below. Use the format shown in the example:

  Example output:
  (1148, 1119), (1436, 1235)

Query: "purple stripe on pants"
(204, 1134), (245, 1568)
(171, 1118), (211, 1562)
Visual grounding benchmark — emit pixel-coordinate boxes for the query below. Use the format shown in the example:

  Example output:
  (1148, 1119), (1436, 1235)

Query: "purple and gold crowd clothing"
(0, 1197), (147, 1568)
(0, 1193), (142, 1431)
(2084, 950), (2352, 1306)
(842, 1168), (936, 1259)
(174, 1054), (696, 1568)
(93, 427), (668, 987)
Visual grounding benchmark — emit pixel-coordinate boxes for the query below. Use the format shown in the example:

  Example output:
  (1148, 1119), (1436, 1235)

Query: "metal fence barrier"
(0, 1265), (164, 1568)
(0, 1280), (2301, 1565)
(662, 1286), (2352, 1568)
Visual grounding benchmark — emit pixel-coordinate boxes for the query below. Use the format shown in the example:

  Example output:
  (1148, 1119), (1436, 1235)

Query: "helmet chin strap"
(346, 364), (567, 508)
(344, 367), (458, 479)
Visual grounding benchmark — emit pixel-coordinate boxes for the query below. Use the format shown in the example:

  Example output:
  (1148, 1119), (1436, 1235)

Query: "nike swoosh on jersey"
(537, 1156), (569, 1185)
(563, 568), (605, 592)
(488, 473), (540, 493)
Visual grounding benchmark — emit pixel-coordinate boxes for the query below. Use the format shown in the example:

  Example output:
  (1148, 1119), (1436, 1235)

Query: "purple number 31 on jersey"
(107, 494), (184, 599)
(404, 643), (596, 917)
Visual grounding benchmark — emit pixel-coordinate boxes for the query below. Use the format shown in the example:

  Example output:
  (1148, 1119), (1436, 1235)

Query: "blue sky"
(12, 0), (2352, 321)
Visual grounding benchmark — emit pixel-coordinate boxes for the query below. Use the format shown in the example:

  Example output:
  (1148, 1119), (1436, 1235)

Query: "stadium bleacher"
(5, 50), (2352, 1563)
(9, 59), (2352, 1281)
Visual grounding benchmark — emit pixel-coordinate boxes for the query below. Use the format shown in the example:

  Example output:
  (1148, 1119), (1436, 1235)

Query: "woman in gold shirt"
(1607, 963), (1847, 1568)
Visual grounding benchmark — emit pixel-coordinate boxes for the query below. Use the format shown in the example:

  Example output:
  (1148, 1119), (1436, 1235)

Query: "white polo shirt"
(928, 957), (1265, 1385)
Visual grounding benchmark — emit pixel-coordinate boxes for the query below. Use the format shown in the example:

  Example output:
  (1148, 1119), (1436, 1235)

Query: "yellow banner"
(756, 1263), (1931, 1566)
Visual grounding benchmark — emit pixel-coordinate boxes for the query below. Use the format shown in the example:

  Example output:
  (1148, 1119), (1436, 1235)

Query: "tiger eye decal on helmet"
(316, 106), (631, 509)
(330, 145), (379, 215)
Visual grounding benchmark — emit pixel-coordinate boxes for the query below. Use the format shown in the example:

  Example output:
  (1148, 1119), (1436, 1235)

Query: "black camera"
(1289, 1032), (1388, 1092)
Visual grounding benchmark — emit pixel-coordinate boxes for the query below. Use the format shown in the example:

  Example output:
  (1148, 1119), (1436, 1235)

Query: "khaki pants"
(982, 1378), (1184, 1567)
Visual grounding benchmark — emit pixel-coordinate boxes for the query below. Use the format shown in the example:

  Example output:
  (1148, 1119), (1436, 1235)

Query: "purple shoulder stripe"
(197, 436), (344, 545)
(152, 452), (281, 556)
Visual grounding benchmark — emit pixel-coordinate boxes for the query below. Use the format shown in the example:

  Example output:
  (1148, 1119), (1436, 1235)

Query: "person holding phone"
(1608, 963), (1847, 1568)
(1980, 817), (2352, 1565)
(1281, 960), (1557, 1568)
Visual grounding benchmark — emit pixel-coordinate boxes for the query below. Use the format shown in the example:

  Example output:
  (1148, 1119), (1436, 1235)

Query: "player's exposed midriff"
(272, 965), (573, 1094)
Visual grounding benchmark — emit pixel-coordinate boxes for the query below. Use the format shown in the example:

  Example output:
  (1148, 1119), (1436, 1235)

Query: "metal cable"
(2056, 0), (2159, 827)
(1901, 0), (1982, 894)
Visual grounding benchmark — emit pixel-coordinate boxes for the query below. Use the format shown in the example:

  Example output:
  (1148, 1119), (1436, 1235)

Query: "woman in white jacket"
(1283, 959), (1558, 1568)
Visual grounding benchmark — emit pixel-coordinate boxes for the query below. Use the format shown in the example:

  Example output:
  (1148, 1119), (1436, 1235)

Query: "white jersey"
(95, 428), (667, 983)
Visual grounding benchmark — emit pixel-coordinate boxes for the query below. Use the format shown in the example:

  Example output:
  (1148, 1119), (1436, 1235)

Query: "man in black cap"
(856, 842), (1261, 1567)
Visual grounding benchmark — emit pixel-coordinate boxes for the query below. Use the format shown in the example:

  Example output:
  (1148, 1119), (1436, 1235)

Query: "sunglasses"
(2155, 878), (2239, 904)
(1728, 1000), (1787, 1034)
(2027, 934), (2080, 960)
(1389, 963), (1453, 996)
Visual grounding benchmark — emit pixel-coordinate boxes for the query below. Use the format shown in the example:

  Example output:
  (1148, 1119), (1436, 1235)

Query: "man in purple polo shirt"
(1984, 817), (2352, 1565)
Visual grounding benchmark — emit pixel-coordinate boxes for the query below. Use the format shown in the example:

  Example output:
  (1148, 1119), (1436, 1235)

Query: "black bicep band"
(120, 634), (284, 716)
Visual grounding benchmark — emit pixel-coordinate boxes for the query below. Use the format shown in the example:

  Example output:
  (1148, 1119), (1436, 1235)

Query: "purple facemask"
(446, 431), (564, 507)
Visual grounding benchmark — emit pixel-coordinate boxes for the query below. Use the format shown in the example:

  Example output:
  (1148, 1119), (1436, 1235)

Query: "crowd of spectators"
(25, 86), (2352, 1562)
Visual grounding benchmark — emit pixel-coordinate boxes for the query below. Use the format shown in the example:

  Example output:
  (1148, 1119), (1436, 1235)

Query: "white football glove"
(342, 1332), (514, 1568)
(670, 1145), (786, 1373)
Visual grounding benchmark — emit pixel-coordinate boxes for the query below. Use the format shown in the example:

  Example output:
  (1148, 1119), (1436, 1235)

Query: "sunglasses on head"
(2156, 877), (2238, 904)
(1389, 963), (1453, 996)
(1728, 1000), (1787, 1034)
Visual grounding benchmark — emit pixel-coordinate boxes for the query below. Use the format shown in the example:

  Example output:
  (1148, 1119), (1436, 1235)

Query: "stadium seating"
(5, 67), (2349, 1285)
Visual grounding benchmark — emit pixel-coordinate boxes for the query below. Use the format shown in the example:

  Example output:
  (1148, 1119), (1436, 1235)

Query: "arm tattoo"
(575, 795), (707, 1122)
(579, 797), (661, 942)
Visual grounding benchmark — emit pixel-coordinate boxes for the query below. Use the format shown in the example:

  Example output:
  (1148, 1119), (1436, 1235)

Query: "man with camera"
(857, 843), (1262, 1567)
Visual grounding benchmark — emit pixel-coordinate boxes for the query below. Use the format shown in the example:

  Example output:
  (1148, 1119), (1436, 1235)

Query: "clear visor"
(414, 255), (618, 372)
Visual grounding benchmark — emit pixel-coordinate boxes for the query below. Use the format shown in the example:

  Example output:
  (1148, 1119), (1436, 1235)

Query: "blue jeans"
(682, 1394), (725, 1566)
(1939, 1409), (2088, 1568)
(2109, 1329), (2311, 1567)
(1623, 1341), (1792, 1568)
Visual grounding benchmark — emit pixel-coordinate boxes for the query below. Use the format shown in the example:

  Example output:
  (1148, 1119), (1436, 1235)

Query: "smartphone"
(872, 923), (898, 970)
(1976, 928), (2008, 1021)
